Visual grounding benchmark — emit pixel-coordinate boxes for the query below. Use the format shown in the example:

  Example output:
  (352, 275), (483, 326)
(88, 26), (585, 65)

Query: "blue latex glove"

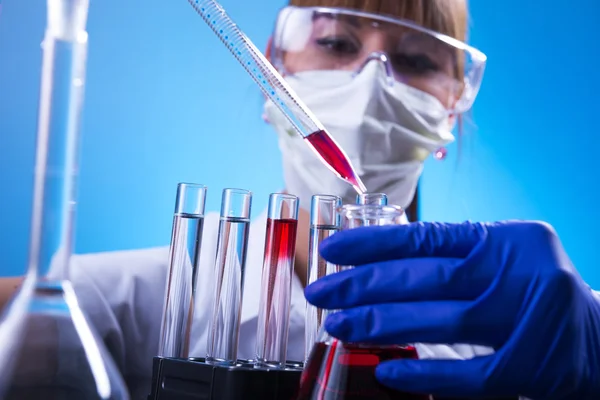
(304, 221), (600, 399)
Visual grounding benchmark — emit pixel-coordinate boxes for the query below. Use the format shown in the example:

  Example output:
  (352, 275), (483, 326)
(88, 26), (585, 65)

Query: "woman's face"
(279, 13), (463, 109)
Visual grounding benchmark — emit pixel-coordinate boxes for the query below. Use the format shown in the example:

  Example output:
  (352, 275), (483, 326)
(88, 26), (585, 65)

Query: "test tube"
(206, 189), (252, 365)
(158, 183), (207, 358)
(304, 195), (342, 363)
(356, 192), (388, 205)
(255, 193), (299, 368)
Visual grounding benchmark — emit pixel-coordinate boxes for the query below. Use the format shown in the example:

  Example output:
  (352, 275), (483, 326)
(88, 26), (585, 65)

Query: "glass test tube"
(206, 189), (252, 365)
(304, 195), (342, 363)
(356, 192), (388, 205)
(158, 183), (207, 358)
(255, 193), (299, 368)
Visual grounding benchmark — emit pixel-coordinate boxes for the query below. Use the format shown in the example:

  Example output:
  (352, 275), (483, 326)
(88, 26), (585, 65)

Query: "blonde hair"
(288, 0), (468, 41)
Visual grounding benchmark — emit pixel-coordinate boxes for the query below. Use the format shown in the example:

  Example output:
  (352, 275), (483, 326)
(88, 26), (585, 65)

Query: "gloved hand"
(304, 221), (600, 400)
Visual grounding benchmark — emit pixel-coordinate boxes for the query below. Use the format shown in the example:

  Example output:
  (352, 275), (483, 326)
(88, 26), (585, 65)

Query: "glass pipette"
(186, 0), (367, 194)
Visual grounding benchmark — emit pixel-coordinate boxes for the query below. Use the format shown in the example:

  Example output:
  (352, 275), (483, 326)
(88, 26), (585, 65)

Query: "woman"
(89, 0), (486, 395)
(1, 0), (488, 392)
(2, 0), (597, 399)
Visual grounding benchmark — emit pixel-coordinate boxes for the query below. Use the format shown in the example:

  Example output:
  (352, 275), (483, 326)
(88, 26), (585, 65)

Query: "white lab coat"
(65, 208), (501, 399)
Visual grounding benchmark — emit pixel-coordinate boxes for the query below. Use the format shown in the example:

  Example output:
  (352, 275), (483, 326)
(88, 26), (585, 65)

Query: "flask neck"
(27, 28), (88, 280)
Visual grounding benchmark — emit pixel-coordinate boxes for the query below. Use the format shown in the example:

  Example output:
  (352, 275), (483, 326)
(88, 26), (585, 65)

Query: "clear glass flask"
(206, 189), (252, 365)
(297, 204), (428, 400)
(305, 195), (342, 363)
(158, 183), (207, 359)
(0, 0), (129, 398)
(255, 193), (299, 368)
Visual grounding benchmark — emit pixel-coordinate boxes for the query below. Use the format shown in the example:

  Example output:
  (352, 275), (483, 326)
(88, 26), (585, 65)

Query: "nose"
(353, 51), (395, 86)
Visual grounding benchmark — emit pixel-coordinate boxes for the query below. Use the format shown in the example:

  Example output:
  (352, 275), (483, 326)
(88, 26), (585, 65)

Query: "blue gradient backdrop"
(1, 1), (598, 286)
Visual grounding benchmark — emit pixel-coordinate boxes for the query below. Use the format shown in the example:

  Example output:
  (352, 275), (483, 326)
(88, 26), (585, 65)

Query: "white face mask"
(263, 62), (456, 209)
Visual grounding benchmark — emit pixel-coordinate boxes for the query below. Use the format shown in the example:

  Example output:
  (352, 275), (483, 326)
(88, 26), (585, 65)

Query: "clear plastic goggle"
(271, 6), (487, 114)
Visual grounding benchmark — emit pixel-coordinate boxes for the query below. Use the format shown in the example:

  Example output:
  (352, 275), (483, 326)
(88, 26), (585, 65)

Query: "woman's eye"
(392, 53), (440, 74)
(315, 37), (360, 55)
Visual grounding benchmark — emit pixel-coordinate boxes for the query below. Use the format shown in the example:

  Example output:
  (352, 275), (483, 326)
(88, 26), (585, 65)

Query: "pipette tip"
(352, 177), (367, 195)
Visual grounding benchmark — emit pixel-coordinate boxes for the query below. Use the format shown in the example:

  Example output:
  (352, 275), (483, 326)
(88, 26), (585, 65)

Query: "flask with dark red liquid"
(298, 340), (428, 400)
(297, 203), (429, 400)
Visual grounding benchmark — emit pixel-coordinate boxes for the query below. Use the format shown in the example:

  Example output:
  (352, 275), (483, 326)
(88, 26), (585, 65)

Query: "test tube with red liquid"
(255, 193), (299, 368)
(297, 203), (429, 400)
(158, 183), (207, 359)
(305, 194), (342, 363)
(206, 188), (252, 365)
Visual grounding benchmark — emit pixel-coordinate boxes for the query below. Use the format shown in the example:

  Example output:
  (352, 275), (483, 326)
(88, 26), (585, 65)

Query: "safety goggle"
(271, 6), (487, 114)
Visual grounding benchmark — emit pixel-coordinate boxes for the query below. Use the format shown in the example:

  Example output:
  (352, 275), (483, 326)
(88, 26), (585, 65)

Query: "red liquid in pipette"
(297, 340), (426, 400)
(305, 130), (365, 192)
(263, 218), (297, 320)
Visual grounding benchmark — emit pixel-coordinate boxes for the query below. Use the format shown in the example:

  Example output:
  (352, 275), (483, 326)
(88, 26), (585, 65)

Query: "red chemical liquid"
(305, 130), (365, 193)
(298, 341), (520, 400)
(297, 340), (428, 400)
(263, 218), (298, 333)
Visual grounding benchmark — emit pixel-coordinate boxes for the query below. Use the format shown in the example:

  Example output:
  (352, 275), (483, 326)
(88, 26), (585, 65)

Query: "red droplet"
(434, 147), (447, 160)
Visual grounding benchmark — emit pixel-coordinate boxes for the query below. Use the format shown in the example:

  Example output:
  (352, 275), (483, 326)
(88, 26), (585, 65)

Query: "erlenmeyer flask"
(297, 203), (428, 400)
(0, 0), (129, 398)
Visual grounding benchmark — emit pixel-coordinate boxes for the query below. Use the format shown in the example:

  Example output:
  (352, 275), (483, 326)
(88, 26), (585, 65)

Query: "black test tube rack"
(147, 357), (303, 400)
(146, 357), (522, 400)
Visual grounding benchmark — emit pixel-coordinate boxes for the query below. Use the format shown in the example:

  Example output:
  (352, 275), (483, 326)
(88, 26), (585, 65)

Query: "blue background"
(1, 1), (598, 286)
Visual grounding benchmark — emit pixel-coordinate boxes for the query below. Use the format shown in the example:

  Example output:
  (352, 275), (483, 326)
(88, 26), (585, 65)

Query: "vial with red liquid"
(255, 193), (299, 368)
(297, 203), (429, 400)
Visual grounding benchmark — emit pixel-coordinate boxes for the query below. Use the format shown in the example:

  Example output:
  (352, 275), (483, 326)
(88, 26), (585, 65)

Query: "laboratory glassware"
(297, 204), (429, 400)
(186, 0), (366, 195)
(206, 188), (252, 365)
(0, 0), (129, 398)
(255, 193), (299, 368)
(158, 183), (207, 359)
(356, 192), (388, 206)
(304, 195), (342, 363)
